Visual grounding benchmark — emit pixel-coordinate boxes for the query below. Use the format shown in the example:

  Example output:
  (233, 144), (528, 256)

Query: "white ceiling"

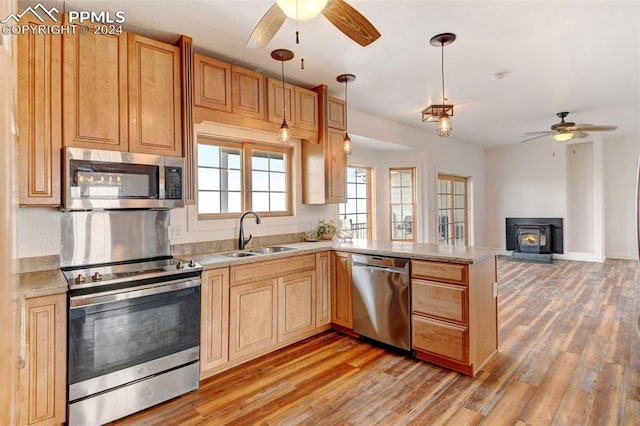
(32, 0), (640, 149)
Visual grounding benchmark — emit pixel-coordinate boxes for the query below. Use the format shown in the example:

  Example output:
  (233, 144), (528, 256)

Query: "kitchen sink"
(222, 251), (260, 258)
(249, 246), (297, 254)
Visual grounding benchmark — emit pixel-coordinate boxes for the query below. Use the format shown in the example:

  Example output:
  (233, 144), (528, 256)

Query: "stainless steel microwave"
(63, 147), (184, 210)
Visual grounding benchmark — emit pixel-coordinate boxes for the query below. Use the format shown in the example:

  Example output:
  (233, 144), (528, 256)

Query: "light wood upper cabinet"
(267, 77), (295, 124)
(128, 33), (182, 156)
(229, 279), (278, 363)
(19, 294), (66, 426)
(315, 251), (331, 327)
(193, 53), (231, 112)
(232, 65), (265, 119)
(326, 128), (347, 203)
(331, 251), (353, 329)
(18, 17), (62, 207)
(63, 31), (128, 151)
(295, 87), (318, 131)
(327, 97), (346, 130)
(200, 268), (230, 379)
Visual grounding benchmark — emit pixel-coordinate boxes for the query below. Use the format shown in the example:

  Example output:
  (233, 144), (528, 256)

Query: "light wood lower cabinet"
(200, 268), (229, 379)
(229, 278), (278, 363)
(278, 270), (316, 344)
(410, 257), (497, 377)
(19, 294), (66, 426)
(331, 251), (352, 329)
(315, 251), (331, 327)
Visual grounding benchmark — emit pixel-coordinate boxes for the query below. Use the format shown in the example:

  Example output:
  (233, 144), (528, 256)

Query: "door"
(229, 279), (277, 362)
(278, 270), (315, 343)
(62, 31), (128, 151)
(128, 33), (182, 156)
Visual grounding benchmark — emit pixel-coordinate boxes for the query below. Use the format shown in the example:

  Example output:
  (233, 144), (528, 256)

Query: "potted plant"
(317, 219), (338, 240)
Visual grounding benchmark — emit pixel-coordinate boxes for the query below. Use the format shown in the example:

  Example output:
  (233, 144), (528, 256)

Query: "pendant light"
(430, 33), (456, 137)
(271, 49), (294, 145)
(337, 73), (356, 155)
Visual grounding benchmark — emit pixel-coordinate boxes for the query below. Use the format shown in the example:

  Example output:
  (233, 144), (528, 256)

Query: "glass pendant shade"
(437, 113), (452, 137)
(276, 0), (328, 20)
(278, 119), (291, 144)
(343, 132), (353, 155)
(553, 131), (574, 142)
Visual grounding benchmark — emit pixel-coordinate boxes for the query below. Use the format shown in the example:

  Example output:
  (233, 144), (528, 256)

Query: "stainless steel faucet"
(238, 211), (261, 250)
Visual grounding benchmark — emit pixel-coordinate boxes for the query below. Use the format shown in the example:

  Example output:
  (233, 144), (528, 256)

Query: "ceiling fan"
(521, 111), (617, 143)
(246, 0), (381, 49)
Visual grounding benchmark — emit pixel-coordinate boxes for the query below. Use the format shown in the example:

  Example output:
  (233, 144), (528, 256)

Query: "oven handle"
(69, 278), (200, 309)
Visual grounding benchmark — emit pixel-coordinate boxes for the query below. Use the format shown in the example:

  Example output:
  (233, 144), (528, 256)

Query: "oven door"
(68, 278), (200, 401)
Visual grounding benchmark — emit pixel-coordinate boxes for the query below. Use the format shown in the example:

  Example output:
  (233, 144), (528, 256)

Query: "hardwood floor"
(112, 257), (640, 425)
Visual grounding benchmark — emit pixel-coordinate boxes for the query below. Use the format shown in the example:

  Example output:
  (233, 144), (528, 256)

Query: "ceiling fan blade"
(322, 0), (381, 47)
(523, 131), (553, 136)
(572, 124), (618, 132)
(520, 134), (550, 143)
(573, 131), (589, 138)
(246, 3), (287, 49)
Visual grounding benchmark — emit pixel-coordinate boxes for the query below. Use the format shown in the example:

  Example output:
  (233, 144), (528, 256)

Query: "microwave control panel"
(165, 167), (183, 200)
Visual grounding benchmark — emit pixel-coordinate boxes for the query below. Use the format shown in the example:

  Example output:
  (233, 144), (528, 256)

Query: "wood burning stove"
(515, 224), (551, 254)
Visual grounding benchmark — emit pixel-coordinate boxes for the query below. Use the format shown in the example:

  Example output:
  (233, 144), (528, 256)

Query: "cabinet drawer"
(412, 279), (467, 324)
(412, 315), (468, 363)
(230, 254), (315, 285)
(411, 260), (468, 284)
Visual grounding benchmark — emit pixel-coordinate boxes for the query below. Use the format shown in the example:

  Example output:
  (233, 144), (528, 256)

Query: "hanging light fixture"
(553, 131), (575, 142)
(337, 73), (356, 155)
(271, 49), (294, 145)
(425, 33), (456, 137)
(276, 0), (328, 21)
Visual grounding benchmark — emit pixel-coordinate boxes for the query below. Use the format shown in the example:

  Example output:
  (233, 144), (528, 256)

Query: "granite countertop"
(18, 240), (500, 295)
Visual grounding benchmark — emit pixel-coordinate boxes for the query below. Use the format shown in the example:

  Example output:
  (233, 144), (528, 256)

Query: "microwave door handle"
(69, 278), (200, 309)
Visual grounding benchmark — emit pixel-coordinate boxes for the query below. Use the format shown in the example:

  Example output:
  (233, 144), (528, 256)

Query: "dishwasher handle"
(353, 262), (409, 275)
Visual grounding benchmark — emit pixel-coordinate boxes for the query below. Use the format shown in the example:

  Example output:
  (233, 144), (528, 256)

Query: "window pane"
(252, 192), (269, 211)
(391, 187), (401, 204)
(253, 171), (269, 191)
(356, 199), (367, 213)
(227, 192), (242, 213)
(198, 191), (220, 214)
(270, 193), (286, 211)
(402, 187), (412, 203)
(271, 173), (286, 192)
(223, 150), (241, 169)
(269, 155), (285, 172)
(347, 183), (357, 199)
(252, 153), (269, 170)
(227, 170), (241, 191)
(198, 144), (219, 168)
(198, 168), (220, 191)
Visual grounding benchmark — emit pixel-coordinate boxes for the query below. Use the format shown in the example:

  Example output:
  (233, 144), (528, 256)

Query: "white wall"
(603, 135), (640, 259)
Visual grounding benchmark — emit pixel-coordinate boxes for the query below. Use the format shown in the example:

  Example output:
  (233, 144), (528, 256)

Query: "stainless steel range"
(61, 210), (202, 426)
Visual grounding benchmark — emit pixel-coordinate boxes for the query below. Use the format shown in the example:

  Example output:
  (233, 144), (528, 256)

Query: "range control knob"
(92, 272), (102, 282)
(75, 274), (86, 284)
(176, 261), (184, 270)
(188, 259), (197, 268)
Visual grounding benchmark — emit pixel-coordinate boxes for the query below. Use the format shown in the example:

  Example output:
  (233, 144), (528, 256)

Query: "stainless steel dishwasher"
(351, 254), (411, 351)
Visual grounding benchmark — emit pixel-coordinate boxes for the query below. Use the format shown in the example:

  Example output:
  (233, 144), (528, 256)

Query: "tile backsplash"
(171, 232), (305, 256)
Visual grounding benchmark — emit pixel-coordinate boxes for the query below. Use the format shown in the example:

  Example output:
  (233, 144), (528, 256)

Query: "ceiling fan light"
(437, 113), (452, 137)
(276, 0), (328, 20)
(343, 132), (353, 155)
(278, 119), (291, 145)
(553, 131), (574, 142)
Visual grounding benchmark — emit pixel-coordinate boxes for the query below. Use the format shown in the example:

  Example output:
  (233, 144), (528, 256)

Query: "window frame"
(196, 137), (293, 219)
(436, 173), (469, 246)
(389, 167), (416, 242)
(339, 165), (373, 240)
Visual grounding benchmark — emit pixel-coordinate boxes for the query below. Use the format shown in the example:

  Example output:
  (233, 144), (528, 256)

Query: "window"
(197, 138), (291, 218)
(437, 174), (468, 245)
(339, 166), (372, 239)
(390, 168), (416, 241)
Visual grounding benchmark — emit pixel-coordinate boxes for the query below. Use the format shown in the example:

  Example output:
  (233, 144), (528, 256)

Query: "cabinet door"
(295, 87), (318, 131)
(200, 268), (230, 378)
(331, 251), (353, 329)
(229, 279), (277, 362)
(17, 17), (61, 206)
(20, 294), (66, 426)
(62, 31), (127, 151)
(325, 128), (347, 203)
(232, 65), (265, 119)
(266, 77), (294, 124)
(327, 97), (346, 130)
(193, 53), (231, 112)
(315, 251), (331, 327)
(278, 270), (315, 343)
(128, 33), (182, 156)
